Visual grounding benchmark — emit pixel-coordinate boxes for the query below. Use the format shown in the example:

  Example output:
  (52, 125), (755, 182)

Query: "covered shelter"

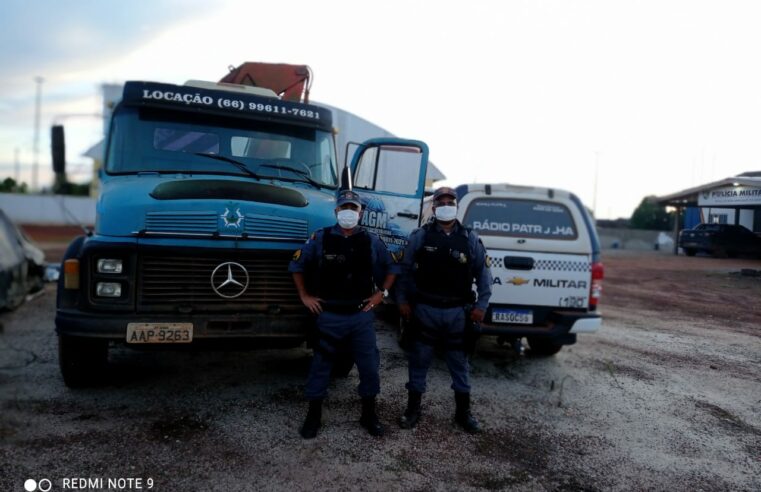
(654, 171), (761, 253)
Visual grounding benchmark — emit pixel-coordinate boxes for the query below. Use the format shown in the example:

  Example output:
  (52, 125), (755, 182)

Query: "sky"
(2, 0), (761, 219)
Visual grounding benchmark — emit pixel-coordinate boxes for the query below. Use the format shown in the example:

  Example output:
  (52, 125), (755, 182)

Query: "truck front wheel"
(58, 335), (108, 388)
(527, 336), (564, 356)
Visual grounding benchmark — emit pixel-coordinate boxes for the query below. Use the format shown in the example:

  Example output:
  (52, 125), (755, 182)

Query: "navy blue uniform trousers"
(305, 310), (380, 400)
(405, 303), (471, 394)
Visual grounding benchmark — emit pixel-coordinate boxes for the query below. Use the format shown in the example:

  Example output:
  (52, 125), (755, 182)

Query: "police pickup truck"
(455, 183), (603, 355)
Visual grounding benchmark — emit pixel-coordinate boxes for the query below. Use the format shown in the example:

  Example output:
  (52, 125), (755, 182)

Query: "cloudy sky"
(2, 0), (761, 218)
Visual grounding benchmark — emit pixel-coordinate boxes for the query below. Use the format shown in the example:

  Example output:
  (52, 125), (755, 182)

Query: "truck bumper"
(55, 309), (311, 342)
(480, 310), (602, 341)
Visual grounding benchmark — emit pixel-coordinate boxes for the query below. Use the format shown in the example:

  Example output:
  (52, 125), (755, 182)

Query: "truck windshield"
(105, 106), (338, 187)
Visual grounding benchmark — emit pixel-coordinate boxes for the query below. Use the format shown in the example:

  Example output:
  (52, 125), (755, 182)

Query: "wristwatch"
(382, 289), (389, 299)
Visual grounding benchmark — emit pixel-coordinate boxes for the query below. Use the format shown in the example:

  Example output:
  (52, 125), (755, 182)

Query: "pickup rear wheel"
(527, 336), (563, 356)
(58, 335), (108, 388)
(684, 248), (697, 257)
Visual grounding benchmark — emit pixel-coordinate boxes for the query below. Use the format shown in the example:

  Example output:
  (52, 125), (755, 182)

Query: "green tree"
(630, 196), (673, 230)
(0, 177), (28, 193)
(53, 179), (91, 196)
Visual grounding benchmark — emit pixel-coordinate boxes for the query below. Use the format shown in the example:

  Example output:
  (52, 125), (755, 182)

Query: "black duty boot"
(300, 399), (322, 439)
(399, 391), (422, 429)
(359, 397), (385, 437)
(454, 392), (481, 434)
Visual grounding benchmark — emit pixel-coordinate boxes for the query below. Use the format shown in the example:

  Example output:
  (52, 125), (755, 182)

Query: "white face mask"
(337, 209), (360, 229)
(435, 205), (457, 222)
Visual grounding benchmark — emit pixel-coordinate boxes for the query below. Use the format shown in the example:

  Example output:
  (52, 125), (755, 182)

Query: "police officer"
(290, 189), (397, 439)
(396, 186), (492, 433)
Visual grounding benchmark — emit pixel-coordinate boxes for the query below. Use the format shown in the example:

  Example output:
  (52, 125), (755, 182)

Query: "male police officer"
(290, 189), (397, 439)
(397, 186), (492, 433)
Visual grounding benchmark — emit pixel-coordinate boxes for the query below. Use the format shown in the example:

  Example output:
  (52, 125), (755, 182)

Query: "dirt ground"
(0, 250), (759, 491)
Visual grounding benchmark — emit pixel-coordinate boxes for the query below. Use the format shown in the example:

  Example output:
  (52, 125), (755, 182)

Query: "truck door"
(349, 138), (429, 261)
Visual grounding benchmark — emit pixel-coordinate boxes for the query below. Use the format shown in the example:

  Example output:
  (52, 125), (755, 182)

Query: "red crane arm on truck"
(219, 62), (312, 103)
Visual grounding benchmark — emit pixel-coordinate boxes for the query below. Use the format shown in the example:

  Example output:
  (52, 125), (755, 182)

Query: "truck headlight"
(97, 259), (123, 274)
(96, 282), (122, 298)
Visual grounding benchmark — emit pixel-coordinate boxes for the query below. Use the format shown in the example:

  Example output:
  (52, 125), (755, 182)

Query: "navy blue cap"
(432, 186), (457, 202)
(336, 189), (362, 207)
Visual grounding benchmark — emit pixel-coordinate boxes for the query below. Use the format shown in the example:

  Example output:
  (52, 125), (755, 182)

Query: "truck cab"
(56, 80), (429, 386)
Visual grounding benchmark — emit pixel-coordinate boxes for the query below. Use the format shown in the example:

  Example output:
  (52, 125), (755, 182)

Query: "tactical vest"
(316, 227), (374, 302)
(413, 223), (474, 303)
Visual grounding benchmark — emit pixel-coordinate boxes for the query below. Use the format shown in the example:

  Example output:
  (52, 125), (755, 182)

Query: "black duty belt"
(415, 292), (469, 309)
(320, 300), (366, 314)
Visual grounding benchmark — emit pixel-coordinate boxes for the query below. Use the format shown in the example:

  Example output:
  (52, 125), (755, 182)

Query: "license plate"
(126, 323), (193, 344)
(491, 309), (533, 324)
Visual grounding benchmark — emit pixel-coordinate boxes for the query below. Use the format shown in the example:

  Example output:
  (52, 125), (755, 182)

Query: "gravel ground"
(1, 251), (760, 491)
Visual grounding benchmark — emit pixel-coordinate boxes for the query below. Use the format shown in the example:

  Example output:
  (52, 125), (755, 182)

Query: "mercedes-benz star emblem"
(211, 262), (249, 298)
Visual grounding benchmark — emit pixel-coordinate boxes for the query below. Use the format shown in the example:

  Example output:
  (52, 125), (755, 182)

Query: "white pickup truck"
(454, 183), (603, 355)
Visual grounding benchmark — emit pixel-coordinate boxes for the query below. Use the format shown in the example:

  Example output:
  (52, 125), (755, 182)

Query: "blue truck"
(56, 78), (429, 387)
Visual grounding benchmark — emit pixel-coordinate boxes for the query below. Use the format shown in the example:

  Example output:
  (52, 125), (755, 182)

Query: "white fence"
(597, 226), (675, 253)
(0, 193), (96, 225)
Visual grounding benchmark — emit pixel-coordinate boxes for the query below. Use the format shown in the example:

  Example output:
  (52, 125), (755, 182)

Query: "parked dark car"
(679, 223), (761, 258)
(0, 209), (45, 310)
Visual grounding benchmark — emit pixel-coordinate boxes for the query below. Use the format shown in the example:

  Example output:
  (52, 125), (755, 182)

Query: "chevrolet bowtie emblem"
(211, 262), (249, 298)
(507, 277), (529, 286)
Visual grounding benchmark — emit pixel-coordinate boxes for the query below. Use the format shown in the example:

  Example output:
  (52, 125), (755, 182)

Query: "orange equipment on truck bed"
(220, 62), (312, 103)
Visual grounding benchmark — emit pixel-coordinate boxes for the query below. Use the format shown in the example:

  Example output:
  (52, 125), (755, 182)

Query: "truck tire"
(58, 335), (108, 388)
(684, 248), (697, 257)
(527, 336), (563, 356)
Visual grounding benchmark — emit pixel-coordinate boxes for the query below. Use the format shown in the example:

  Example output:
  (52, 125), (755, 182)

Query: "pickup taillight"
(589, 262), (604, 311)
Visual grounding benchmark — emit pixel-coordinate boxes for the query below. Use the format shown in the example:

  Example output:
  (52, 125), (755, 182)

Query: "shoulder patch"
(292, 249), (302, 261)
(391, 250), (405, 263)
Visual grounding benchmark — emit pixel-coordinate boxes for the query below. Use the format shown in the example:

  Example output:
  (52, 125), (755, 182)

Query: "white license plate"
(491, 309), (533, 324)
(126, 323), (193, 344)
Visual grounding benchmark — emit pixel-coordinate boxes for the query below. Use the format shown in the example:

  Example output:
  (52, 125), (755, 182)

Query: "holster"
(463, 306), (482, 355)
(399, 313), (421, 352)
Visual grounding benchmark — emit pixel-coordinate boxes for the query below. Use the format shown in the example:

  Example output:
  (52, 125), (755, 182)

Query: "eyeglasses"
(434, 200), (456, 207)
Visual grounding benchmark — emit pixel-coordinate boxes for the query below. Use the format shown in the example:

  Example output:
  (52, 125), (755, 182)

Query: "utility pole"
(14, 147), (20, 183)
(32, 76), (44, 192)
(593, 151), (600, 217)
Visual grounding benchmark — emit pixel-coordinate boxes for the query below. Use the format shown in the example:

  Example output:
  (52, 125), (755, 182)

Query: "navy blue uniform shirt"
(289, 224), (400, 289)
(397, 220), (492, 311)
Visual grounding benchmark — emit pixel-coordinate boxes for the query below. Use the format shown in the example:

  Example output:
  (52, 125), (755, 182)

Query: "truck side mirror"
(340, 166), (353, 190)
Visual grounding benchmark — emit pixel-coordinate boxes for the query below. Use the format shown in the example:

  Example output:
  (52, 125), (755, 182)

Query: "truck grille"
(137, 251), (302, 313)
(244, 214), (308, 240)
(143, 211), (307, 240)
(145, 211), (218, 234)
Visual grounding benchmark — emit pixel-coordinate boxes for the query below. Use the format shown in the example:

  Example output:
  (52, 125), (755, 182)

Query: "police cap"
(432, 186), (457, 202)
(336, 189), (362, 207)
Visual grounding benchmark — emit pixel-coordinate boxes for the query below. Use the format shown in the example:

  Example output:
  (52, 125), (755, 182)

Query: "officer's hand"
(300, 294), (323, 315)
(470, 308), (485, 323)
(398, 303), (412, 321)
(362, 291), (384, 312)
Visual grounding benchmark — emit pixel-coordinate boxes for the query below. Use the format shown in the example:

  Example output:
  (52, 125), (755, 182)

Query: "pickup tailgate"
(487, 249), (592, 310)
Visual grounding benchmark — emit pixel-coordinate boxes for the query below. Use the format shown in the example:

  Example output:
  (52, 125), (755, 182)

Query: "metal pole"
(32, 76), (44, 192)
(14, 147), (20, 183)
(672, 206), (681, 255)
(593, 151), (599, 216)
